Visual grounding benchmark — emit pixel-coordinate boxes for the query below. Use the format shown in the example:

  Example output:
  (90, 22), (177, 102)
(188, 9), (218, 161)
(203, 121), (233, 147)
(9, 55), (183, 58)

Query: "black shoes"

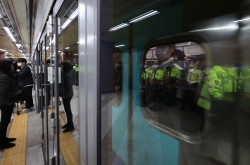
(62, 123), (75, 133)
(0, 142), (15, 150)
(63, 127), (75, 133)
(6, 137), (16, 142)
(61, 123), (68, 129)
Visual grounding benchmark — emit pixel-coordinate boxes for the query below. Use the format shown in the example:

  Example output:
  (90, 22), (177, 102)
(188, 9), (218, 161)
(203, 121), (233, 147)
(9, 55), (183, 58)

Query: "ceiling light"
(58, 51), (61, 52)
(70, 8), (79, 20)
(3, 27), (16, 42)
(61, 19), (71, 29)
(65, 47), (70, 49)
(129, 10), (159, 23)
(108, 23), (129, 31)
(15, 44), (22, 48)
(74, 54), (78, 55)
(115, 44), (125, 47)
(233, 18), (250, 23)
(190, 24), (238, 32)
(61, 8), (79, 29)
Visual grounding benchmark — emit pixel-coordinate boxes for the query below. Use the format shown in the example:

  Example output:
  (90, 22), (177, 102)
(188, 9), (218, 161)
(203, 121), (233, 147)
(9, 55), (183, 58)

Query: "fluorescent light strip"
(233, 18), (250, 23)
(109, 23), (129, 31)
(61, 8), (79, 29)
(129, 10), (159, 23)
(190, 24), (238, 32)
(70, 8), (79, 19)
(65, 47), (70, 49)
(3, 27), (16, 42)
(115, 44), (125, 47)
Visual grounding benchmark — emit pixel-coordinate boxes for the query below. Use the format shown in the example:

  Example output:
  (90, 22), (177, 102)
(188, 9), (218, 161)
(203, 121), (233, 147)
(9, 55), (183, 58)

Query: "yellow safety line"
(60, 119), (79, 165)
(0, 111), (27, 165)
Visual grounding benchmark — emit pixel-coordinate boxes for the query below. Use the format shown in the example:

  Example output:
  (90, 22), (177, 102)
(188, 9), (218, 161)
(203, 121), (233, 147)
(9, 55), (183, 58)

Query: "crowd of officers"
(140, 45), (250, 159)
(141, 46), (250, 115)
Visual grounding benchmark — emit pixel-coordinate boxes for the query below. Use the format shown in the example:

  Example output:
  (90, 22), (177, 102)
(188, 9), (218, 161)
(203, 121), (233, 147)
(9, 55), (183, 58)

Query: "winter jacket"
(18, 65), (33, 87)
(0, 69), (18, 105)
(59, 69), (74, 98)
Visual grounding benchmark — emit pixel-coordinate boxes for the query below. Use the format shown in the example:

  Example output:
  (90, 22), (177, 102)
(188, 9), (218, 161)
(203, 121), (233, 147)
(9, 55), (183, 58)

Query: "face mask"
(17, 63), (22, 67)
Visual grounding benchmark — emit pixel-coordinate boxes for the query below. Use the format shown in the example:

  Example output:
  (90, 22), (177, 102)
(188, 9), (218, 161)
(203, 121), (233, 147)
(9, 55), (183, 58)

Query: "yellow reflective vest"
(208, 65), (237, 101)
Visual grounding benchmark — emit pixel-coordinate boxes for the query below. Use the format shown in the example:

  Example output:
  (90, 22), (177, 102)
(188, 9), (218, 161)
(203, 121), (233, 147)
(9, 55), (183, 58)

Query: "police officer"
(141, 63), (153, 104)
(73, 64), (79, 86)
(201, 64), (239, 160)
(148, 62), (167, 111)
(180, 60), (201, 111)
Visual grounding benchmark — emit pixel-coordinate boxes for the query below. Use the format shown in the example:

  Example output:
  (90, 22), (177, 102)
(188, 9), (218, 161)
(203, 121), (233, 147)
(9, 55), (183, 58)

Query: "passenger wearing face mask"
(16, 58), (34, 113)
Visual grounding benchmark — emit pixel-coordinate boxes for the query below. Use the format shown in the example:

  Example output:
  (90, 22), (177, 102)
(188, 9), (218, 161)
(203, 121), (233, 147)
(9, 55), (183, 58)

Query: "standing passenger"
(59, 61), (75, 133)
(0, 59), (18, 150)
(16, 58), (34, 113)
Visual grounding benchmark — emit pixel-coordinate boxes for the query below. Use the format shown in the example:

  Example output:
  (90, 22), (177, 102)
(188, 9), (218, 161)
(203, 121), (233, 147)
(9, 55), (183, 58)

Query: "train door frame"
(37, 30), (51, 165)
(78, 0), (101, 164)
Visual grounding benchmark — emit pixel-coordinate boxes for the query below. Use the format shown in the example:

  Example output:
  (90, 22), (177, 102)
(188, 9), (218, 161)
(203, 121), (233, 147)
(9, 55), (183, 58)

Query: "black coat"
(18, 65), (33, 87)
(0, 69), (18, 105)
(59, 69), (74, 98)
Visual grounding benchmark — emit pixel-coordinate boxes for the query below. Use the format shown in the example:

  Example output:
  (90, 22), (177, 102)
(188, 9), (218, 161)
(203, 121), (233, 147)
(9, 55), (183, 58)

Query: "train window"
(141, 41), (206, 137)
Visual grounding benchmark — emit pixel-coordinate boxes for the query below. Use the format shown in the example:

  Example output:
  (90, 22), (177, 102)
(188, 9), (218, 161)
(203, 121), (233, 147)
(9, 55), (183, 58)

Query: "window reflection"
(141, 42), (206, 135)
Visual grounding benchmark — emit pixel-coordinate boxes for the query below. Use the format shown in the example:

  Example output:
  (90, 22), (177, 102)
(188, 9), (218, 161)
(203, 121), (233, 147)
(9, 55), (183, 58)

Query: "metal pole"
(54, 16), (60, 165)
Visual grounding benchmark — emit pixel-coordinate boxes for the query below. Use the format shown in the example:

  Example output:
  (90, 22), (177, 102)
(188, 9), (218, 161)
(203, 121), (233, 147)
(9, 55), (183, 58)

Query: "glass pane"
(142, 42), (205, 137)
(57, 2), (79, 163)
(100, 0), (247, 165)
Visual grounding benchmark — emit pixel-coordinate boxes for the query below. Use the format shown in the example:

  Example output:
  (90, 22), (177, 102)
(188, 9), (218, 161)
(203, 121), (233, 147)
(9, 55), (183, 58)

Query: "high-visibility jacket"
(197, 68), (211, 110)
(73, 65), (79, 72)
(154, 68), (166, 81)
(208, 65), (237, 101)
(186, 67), (201, 84)
(169, 67), (181, 79)
(141, 67), (154, 80)
(197, 78), (211, 110)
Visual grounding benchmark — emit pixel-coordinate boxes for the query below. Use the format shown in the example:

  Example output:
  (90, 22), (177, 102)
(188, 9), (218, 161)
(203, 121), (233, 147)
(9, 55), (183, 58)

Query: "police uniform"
(162, 66), (181, 106)
(181, 66), (201, 111)
(140, 66), (153, 105)
(148, 66), (166, 111)
(201, 65), (239, 159)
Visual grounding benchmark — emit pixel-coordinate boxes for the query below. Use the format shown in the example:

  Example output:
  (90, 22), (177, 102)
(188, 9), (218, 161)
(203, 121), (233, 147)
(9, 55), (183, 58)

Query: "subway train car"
(1, 0), (250, 165)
